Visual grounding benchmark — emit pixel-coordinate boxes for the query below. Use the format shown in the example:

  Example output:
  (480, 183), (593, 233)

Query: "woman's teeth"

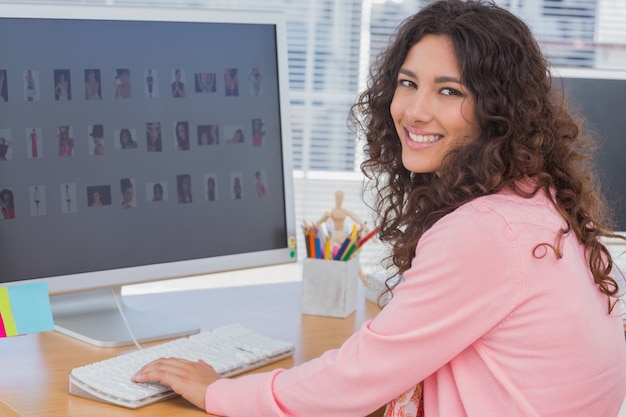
(408, 132), (441, 143)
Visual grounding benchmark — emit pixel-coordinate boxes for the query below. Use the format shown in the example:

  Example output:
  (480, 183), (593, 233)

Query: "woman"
(249, 67), (263, 96)
(119, 128), (137, 149)
(171, 69), (186, 98)
(133, 1), (626, 416)
(176, 121), (190, 151)
(146, 122), (162, 152)
(25, 70), (36, 101)
(55, 72), (70, 101)
(232, 177), (242, 199)
(198, 124), (219, 146)
(177, 174), (192, 204)
(29, 128), (39, 158)
(57, 126), (74, 157)
(85, 70), (101, 100)
(226, 129), (244, 144)
(224, 68), (238, 96)
(120, 178), (134, 209)
(92, 136), (105, 156)
(90, 124), (105, 156)
(32, 186), (41, 215)
(115, 69), (131, 99)
(207, 177), (216, 202)
(146, 69), (154, 98)
(89, 190), (103, 207)
(208, 124), (219, 145)
(254, 171), (266, 197)
(0, 137), (11, 160)
(0, 188), (15, 219)
(252, 118), (265, 147)
(64, 184), (72, 213)
(152, 183), (164, 202)
(198, 128), (210, 146)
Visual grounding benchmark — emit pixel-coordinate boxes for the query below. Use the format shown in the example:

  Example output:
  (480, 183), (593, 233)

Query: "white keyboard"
(69, 323), (295, 409)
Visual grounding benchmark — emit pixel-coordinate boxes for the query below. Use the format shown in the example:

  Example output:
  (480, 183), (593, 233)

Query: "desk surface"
(0, 281), (381, 417)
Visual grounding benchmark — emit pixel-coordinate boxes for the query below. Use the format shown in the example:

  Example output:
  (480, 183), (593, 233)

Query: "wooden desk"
(0, 282), (382, 416)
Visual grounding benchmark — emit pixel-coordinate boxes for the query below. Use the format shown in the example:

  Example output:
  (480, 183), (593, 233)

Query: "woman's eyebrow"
(398, 68), (416, 78)
(398, 68), (462, 84)
(434, 75), (462, 84)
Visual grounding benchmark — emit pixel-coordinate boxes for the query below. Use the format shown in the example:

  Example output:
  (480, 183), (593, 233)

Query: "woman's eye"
(441, 87), (463, 96)
(398, 79), (416, 88)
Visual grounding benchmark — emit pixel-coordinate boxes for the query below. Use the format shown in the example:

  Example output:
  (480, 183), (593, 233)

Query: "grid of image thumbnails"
(0, 66), (271, 220)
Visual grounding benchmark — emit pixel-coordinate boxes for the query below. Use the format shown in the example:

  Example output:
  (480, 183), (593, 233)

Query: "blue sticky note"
(8, 282), (54, 335)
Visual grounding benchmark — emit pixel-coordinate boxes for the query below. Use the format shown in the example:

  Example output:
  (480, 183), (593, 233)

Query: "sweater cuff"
(205, 370), (284, 416)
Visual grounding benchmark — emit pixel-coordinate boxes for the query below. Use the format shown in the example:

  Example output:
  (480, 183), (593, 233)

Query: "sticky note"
(0, 282), (54, 338)
(0, 311), (6, 337)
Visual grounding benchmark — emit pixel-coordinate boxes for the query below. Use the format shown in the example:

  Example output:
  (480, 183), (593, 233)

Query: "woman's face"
(123, 186), (134, 204)
(59, 127), (69, 139)
(153, 185), (163, 200)
(176, 124), (186, 139)
(148, 123), (160, 142)
(253, 119), (262, 132)
(390, 34), (477, 174)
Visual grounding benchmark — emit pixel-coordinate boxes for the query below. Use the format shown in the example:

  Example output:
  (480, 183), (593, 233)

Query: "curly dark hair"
(352, 0), (622, 310)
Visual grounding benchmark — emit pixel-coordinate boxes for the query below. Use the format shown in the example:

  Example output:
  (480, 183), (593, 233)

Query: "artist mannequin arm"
(344, 210), (368, 232)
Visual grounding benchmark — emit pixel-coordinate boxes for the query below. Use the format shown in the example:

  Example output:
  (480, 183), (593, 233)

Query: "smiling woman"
(390, 35), (477, 174)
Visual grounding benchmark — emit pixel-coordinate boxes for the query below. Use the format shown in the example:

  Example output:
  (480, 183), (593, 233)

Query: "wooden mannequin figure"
(316, 190), (367, 245)
(316, 190), (376, 285)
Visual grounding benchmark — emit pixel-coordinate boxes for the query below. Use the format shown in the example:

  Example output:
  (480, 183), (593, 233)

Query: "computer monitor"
(0, 4), (297, 347)
(554, 68), (626, 276)
(555, 68), (626, 236)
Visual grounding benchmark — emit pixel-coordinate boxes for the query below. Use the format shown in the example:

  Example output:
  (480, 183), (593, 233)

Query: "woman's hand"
(132, 358), (222, 410)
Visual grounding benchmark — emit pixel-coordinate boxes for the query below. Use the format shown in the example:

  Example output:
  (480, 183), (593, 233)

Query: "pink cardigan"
(206, 189), (626, 416)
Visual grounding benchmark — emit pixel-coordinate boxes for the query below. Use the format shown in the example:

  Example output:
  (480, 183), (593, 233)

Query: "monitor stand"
(50, 287), (199, 347)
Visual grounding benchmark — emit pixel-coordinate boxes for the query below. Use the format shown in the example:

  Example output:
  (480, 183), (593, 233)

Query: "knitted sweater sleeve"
(205, 200), (522, 416)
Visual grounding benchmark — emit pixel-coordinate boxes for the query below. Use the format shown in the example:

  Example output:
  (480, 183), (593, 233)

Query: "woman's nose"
(405, 90), (433, 123)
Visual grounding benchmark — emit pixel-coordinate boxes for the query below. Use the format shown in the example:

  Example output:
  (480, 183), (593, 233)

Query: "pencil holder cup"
(301, 257), (359, 318)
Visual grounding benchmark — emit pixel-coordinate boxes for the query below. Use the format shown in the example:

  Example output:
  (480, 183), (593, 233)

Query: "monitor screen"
(0, 4), (296, 346)
(555, 68), (626, 234)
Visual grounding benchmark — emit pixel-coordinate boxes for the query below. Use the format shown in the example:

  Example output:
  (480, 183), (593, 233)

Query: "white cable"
(111, 287), (143, 350)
